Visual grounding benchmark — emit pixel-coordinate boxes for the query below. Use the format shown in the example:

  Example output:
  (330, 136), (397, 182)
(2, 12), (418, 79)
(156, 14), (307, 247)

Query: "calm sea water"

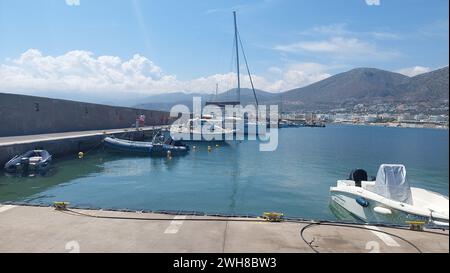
(0, 125), (448, 221)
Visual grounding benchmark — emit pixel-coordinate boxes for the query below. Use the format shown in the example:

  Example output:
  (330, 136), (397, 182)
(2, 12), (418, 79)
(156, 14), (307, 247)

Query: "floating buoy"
(207, 145), (212, 152)
(78, 152), (84, 159)
(167, 150), (172, 158)
(192, 146), (196, 150)
(216, 144), (220, 147)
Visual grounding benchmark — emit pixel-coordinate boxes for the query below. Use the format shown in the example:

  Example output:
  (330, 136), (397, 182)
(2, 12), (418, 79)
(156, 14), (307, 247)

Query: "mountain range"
(135, 66), (449, 114)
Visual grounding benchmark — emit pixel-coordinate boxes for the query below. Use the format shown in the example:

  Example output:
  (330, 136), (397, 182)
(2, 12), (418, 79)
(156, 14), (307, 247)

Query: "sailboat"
(205, 11), (266, 137)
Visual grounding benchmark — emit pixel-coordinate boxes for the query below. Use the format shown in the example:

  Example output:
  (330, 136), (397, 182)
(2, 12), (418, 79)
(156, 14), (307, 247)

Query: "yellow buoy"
(78, 152), (84, 159)
(208, 145), (212, 152)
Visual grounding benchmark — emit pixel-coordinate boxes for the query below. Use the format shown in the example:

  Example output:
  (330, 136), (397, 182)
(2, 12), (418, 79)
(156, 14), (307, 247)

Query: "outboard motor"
(20, 157), (30, 175)
(348, 169), (368, 187)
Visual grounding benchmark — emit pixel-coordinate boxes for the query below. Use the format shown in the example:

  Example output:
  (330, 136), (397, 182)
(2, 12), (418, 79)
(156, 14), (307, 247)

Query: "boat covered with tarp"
(330, 164), (449, 227)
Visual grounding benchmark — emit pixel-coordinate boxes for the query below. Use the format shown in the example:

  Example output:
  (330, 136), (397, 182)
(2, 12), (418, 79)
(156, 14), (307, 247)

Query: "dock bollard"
(406, 221), (425, 231)
(263, 212), (284, 222)
(53, 202), (69, 211)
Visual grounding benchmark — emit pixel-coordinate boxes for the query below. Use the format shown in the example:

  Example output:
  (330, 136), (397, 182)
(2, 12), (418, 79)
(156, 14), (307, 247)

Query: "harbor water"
(0, 125), (448, 221)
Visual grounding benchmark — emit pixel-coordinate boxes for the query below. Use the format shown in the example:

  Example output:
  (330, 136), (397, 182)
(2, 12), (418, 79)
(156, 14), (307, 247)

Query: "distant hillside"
(280, 66), (449, 113)
(134, 66), (448, 113)
(396, 66), (449, 102)
(135, 88), (275, 111)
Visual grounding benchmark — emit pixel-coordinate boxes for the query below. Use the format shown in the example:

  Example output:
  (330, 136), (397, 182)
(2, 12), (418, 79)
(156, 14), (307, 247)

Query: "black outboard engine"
(348, 169), (368, 187)
(20, 157), (30, 175)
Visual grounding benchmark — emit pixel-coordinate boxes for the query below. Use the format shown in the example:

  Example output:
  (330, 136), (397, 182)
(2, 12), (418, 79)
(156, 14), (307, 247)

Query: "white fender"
(374, 206), (392, 215)
(431, 220), (449, 227)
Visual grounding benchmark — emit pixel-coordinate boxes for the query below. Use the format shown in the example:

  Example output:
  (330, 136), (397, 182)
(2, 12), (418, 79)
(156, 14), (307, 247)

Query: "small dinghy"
(4, 150), (52, 174)
(330, 164), (449, 227)
(104, 132), (189, 157)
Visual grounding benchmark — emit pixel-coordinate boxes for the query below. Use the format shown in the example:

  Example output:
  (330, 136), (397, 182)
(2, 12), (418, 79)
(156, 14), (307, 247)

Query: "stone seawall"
(0, 92), (171, 137)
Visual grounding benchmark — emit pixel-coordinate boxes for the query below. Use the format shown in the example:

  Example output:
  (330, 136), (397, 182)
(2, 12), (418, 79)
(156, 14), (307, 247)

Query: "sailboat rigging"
(206, 11), (259, 109)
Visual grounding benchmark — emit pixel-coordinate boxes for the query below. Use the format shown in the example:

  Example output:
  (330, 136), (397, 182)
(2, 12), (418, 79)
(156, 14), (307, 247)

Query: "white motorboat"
(223, 116), (267, 136)
(330, 164), (449, 227)
(170, 117), (235, 142)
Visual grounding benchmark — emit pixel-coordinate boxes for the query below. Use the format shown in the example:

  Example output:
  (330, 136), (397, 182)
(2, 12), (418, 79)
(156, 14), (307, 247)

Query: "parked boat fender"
(431, 220), (449, 227)
(355, 196), (369, 207)
(374, 206), (392, 215)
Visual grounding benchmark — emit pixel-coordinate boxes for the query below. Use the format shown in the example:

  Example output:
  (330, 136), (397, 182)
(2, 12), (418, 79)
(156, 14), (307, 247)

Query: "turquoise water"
(0, 125), (448, 221)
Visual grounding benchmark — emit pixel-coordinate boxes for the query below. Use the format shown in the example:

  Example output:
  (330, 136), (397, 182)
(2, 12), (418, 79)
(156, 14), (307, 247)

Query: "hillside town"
(281, 111), (449, 129)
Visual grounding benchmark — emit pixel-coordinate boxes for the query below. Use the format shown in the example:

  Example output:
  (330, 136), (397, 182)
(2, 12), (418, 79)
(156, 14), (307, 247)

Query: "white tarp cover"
(375, 164), (413, 204)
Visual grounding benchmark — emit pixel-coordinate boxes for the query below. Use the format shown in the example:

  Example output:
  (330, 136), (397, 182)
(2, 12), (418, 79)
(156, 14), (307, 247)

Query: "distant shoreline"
(330, 122), (449, 130)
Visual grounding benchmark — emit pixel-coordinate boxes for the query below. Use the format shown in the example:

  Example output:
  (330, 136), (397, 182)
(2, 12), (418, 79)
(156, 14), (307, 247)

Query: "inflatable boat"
(104, 136), (189, 156)
(4, 150), (52, 174)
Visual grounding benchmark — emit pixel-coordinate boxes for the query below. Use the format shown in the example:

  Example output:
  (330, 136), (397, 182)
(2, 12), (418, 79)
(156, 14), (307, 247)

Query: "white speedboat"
(170, 117), (235, 142)
(330, 164), (449, 227)
(224, 116), (267, 136)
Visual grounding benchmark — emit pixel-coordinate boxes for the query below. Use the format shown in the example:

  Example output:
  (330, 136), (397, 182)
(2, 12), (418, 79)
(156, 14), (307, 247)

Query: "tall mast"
(233, 11), (240, 103)
(215, 83), (218, 99)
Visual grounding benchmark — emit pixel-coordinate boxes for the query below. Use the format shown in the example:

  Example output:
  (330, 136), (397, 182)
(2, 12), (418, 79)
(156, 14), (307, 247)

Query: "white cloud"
(0, 49), (332, 96)
(65, 0), (80, 6)
(396, 66), (431, 77)
(300, 23), (400, 41)
(262, 63), (332, 91)
(299, 23), (349, 37)
(274, 37), (399, 60)
(369, 32), (401, 40)
(365, 0), (380, 6)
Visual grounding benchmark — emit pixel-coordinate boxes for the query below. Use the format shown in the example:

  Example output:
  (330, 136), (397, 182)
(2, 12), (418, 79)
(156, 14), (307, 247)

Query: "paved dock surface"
(0, 126), (169, 146)
(0, 205), (447, 253)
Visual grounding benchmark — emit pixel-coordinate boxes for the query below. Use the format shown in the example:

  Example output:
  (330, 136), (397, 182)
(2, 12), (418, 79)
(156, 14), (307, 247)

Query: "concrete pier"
(0, 205), (447, 253)
(0, 126), (169, 166)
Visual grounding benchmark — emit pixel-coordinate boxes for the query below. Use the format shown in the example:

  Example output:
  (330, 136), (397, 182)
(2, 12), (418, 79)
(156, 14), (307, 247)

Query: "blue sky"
(0, 0), (448, 98)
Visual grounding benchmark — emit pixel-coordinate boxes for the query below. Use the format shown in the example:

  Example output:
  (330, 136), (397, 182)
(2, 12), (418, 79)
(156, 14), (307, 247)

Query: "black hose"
(299, 222), (431, 253)
(60, 208), (447, 254)
(61, 208), (267, 223)
(62, 207), (449, 235)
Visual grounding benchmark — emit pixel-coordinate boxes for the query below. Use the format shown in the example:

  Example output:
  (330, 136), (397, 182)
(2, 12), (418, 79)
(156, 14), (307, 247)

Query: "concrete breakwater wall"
(0, 92), (171, 137)
(0, 127), (163, 166)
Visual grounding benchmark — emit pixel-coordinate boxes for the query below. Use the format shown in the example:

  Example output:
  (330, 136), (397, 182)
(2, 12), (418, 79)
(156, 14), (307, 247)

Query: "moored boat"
(170, 117), (235, 142)
(330, 164), (449, 227)
(104, 133), (189, 156)
(4, 150), (52, 174)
